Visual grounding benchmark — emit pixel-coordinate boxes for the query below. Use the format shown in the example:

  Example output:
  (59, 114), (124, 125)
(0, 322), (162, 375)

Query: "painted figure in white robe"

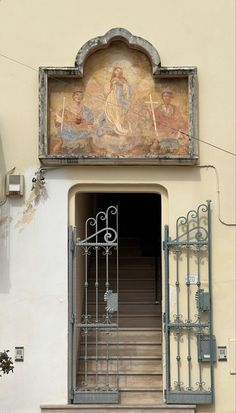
(105, 66), (132, 135)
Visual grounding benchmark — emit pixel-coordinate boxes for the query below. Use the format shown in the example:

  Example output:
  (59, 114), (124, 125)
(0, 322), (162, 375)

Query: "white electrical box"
(6, 175), (24, 197)
(15, 346), (24, 361)
(218, 346), (227, 361)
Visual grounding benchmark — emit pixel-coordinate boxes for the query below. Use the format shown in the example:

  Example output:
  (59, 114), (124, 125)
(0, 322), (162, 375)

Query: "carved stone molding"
(74, 27), (161, 75)
(39, 28), (198, 165)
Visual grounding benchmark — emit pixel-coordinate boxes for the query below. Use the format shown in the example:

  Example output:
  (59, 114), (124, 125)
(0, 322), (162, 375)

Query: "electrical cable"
(0, 51), (235, 157)
(196, 165), (236, 226)
(0, 54), (235, 224)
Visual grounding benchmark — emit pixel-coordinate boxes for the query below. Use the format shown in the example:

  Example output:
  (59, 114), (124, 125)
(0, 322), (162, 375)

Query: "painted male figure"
(52, 89), (94, 153)
(154, 89), (188, 141)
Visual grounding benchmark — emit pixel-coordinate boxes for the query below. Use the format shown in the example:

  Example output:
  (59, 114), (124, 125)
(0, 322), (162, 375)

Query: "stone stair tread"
(78, 372), (162, 375)
(118, 327), (162, 331)
(88, 279), (155, 282)
(80, 406), (195, 409)
(115, 314), (161, 318)
(119, 387), (162, 391)
(83, 327), (162, 331)
(41, 403), (196, 409)
(88, 301), (160, 305)
(81, 342), (161, 345)
(80, 356), (162, 359)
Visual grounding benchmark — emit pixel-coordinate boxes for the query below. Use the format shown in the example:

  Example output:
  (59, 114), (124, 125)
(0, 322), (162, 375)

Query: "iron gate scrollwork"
(164, 201), (215, 405)
(69, 206), (119, 404)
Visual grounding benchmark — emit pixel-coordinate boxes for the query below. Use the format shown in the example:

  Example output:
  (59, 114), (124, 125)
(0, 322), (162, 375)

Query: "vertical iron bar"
(175, 221), (181, 390)
(207, 200), (214, 402)
(84, 246), (88, 389)
(176, 250), (181, 389)
(164, 225), (170, 396)
(95, 244), (99, 389)
(68, 226), (75, 403)
(186, 216), (191, 391)
(95, 215), (99, 390)
(116, 206), (119, 390)
(84, 216), (89, 390)
(196, 209), (202, 390)
(105, 245), (110, 388)
(72, 229), (77, 396)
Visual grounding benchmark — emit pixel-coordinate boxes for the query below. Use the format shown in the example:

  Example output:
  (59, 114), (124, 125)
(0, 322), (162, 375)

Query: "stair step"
(106, 280), (156, 288)
(78, 358), (162, 373)
(81, 315), (162, 328)
(89, 268), (155, 274)
(87, 302), (160, 314)
(88, 291), (157, 301)
(90, 260), (156, 270)
(81, 344), (161, 356)
(41, 404), (196, 413)
(119, 237), (142, 246)
(77, 373), (162, 388)
(119, 247), (143, 256)
(120, 390), (162, 405)
(81, 328), (162, 342)
(116, 314), (161, 328)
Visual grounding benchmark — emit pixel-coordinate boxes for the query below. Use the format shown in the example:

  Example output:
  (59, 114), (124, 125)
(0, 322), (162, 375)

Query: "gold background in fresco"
(48, 42), (189, 157)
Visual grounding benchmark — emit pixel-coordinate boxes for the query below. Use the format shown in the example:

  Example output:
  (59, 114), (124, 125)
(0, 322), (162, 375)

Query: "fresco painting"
(48, 43), (189, 158)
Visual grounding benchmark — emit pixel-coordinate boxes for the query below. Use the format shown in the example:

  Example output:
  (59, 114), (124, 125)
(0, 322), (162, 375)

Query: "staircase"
(41, 238), (195, 413)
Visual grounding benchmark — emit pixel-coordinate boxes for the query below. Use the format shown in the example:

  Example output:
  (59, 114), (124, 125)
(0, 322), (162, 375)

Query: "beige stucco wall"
(0, 1), (235, 412)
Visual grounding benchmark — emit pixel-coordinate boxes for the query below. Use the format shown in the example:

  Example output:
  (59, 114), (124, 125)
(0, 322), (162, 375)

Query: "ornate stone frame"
(39, 28), (198, 165)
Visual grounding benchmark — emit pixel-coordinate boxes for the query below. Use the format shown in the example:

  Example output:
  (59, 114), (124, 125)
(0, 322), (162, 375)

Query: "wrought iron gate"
(164, 201), (215, 405)
(68, 206), (119, 404)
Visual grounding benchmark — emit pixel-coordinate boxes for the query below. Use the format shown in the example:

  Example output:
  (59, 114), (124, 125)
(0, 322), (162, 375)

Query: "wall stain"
(15, 176), (47, 231)
(0, 215), (12, 239)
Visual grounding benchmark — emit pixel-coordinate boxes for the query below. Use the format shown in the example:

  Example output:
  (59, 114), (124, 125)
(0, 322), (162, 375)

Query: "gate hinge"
(70, 313), (75, 324)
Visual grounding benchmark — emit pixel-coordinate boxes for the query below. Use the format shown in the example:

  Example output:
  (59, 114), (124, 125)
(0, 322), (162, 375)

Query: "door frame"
(67, 183), (168, 404)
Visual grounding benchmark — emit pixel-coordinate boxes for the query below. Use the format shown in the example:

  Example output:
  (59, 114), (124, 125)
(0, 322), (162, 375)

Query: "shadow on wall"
(0, 135), (11, 293)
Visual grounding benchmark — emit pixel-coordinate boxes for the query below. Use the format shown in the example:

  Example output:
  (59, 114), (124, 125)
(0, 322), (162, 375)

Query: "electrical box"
(15, 347), (24, 361)
(6, 175), (24, 197)
(197, 334), (216, 362)
(218, 346), (227, 361)
(195, 289), (210, 312)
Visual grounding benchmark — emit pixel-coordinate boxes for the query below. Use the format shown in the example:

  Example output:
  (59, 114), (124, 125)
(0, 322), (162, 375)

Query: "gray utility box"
(196, 289), (210, 312)
(198, 334), (216, 362)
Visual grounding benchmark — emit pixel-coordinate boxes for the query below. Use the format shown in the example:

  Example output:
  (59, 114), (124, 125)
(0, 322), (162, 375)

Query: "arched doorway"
(68, 188), (166, 405)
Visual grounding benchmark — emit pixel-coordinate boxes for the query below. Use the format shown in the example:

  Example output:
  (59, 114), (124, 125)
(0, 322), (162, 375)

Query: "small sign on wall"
(185, 274), (198, 284)
(15, 347), (24, 362)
